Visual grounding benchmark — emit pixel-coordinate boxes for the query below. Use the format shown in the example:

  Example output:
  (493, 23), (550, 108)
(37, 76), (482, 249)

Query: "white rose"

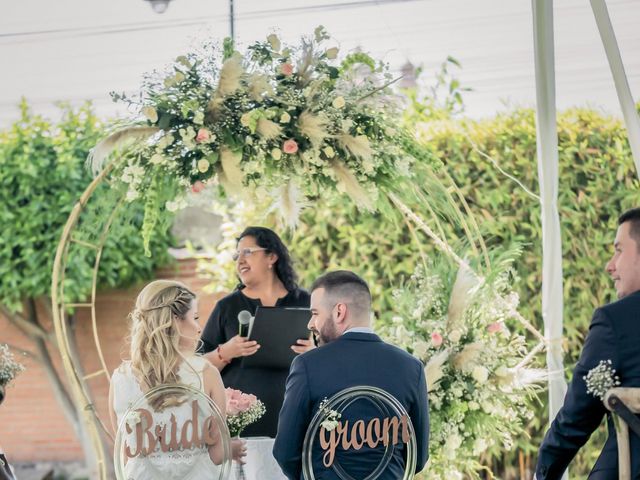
(279, 112), (291, 123)
(332, 96), (346, 109)
(271, 148), (282, 160)
(125, 189), (139, 202)
(323, 146), (336, 158)
(158, 133), (174, 149)
(142, 106), (158, 123)
(412, 340), (429, 359)
(241, 113), (252, 127)
(325, 47), (339, 59)
(444, 434), (462, 459)
(197, 159), (210, 173)
(150, 153), (164, 165)
(449, 329), (462, 343)
(267, 34), (281, 51)
(473, 437), (488, 455)
(472, 365), (489, 384)
(193, 111), (205, 125)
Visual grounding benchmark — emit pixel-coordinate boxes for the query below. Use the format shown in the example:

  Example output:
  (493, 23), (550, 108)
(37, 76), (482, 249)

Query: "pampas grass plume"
(256, 118), (282, 140)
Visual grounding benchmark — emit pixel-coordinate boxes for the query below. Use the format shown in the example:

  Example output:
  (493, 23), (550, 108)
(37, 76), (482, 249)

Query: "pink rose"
(281, 63), (294, 76)
(487, 322), (503, 334)
(431, 332), (443, 347)
(195, 128), (210, 143)
(191, 180), (205, 193)
(283, 139), (299, 154)
(226, 388), (241, 400)
(238, 397), (252, 411)
(227, 399), (241, 415)
(225, 388), (257, 415)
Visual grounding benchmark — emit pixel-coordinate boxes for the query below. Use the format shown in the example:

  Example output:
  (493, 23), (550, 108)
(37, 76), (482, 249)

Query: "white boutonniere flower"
(584, 359), (621, 400)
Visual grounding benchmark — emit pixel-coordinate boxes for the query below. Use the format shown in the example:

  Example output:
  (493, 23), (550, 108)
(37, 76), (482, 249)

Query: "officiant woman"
(199, 226), (312, 437)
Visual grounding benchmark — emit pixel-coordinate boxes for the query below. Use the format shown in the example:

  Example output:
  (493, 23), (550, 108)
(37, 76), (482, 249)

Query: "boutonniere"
(584, 359), (621, 400)
(319, 398), (341, 431)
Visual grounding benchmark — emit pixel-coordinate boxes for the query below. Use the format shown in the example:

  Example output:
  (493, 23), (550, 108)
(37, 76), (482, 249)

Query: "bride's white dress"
(112, 355), (225, 480)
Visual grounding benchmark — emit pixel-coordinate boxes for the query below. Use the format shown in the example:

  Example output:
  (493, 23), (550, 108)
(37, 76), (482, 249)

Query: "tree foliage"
(0, 100), (174, 312)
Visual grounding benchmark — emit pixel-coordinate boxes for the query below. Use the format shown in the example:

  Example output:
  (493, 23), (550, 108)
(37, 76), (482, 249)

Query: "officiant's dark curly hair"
(237, 227), (299, 292)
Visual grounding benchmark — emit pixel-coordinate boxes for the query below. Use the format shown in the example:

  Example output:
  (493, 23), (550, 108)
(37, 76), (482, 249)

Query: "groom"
(273, 270), (429, 479)
(536, 208), (640, 478)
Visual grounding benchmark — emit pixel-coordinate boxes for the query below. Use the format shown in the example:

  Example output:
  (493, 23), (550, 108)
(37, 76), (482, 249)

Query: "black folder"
(241, 306), (312, 370)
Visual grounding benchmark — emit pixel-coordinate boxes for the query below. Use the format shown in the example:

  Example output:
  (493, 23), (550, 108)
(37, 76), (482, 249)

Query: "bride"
(109, 280), (245, 479)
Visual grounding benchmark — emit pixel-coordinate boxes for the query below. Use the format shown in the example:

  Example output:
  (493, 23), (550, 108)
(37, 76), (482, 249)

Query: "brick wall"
(0, 258), (224, 462)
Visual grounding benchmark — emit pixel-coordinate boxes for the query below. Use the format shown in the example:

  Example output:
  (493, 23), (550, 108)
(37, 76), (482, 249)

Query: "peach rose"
(431, 332), (443, 347)
(281, 63), (294, 76)
(195, 128), (210, 143)
(487, 322), (503, 334)
(191, 180), (205, 193)
(283, 139), (299, 154)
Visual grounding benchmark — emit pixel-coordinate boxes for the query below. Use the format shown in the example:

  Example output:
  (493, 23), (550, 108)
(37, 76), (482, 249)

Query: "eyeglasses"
(232, 247), (267, 261)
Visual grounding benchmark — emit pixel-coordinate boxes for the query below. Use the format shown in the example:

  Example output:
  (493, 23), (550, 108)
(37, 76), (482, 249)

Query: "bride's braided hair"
(129, 280), (196, 410)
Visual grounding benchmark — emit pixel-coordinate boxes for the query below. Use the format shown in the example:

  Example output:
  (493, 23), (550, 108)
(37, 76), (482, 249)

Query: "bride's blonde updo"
(129, 280), (197, 398)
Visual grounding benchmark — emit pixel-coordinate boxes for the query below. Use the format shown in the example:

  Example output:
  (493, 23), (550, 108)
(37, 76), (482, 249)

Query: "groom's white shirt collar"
(342, 326), (375, 335)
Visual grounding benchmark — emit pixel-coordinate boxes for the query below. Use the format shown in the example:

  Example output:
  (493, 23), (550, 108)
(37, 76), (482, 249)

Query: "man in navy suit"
(536, 208), (640, 479)
(273, 270), (429, 480)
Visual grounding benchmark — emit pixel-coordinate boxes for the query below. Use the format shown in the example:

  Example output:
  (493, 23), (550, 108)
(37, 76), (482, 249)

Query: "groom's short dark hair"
(311, 270), (371, 315)
(619, 208), (640, 250)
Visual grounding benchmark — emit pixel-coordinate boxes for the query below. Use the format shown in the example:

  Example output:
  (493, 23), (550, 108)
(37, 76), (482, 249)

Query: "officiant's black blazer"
(536, 290), (640, 479)
(273, 332), (429, 480)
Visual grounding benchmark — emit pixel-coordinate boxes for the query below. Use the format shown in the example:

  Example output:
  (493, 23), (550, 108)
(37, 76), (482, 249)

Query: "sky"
(1, 0), (639, 127)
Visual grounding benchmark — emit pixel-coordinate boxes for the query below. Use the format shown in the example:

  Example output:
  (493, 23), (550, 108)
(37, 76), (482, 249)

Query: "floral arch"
(51, 28), (545, 479)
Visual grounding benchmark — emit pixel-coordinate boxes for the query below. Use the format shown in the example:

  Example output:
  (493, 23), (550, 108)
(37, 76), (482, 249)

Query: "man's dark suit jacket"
(536, 290), (640, 479)
(273, 332), (429, 480)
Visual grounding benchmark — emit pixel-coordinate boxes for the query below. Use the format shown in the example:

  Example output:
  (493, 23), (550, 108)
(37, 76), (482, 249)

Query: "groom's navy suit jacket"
(536, 290), (640, 479)
(273, 332), (429, 480)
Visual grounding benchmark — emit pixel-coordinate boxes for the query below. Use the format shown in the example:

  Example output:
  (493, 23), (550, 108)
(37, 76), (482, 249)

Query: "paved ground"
(12, 462), (89, 480)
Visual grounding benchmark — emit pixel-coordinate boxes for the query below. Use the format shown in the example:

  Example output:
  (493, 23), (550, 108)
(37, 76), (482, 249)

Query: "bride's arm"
(203, 363), (246, 465)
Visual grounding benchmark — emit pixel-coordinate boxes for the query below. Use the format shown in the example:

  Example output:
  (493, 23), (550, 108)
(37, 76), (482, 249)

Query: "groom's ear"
(334, 302), (348, 324)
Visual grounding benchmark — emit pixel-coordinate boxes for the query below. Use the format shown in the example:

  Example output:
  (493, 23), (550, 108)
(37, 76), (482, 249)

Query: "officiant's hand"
(291, 338), (315, 354)
(223, 335), (261, 359)
(231, 437), (247, 464)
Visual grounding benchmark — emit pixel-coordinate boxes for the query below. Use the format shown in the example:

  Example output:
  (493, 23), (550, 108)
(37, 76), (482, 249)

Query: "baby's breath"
(584, 359), (621, 401)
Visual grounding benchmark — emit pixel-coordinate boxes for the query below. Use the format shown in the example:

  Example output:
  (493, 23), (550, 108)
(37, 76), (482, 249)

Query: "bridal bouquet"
(0, 344), (25, 388)
(380, 251), (544, 479)
(225, 388), (266, 437)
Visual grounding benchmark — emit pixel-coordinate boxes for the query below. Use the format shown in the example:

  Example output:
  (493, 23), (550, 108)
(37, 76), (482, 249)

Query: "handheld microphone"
(238, 310), (252, 337)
